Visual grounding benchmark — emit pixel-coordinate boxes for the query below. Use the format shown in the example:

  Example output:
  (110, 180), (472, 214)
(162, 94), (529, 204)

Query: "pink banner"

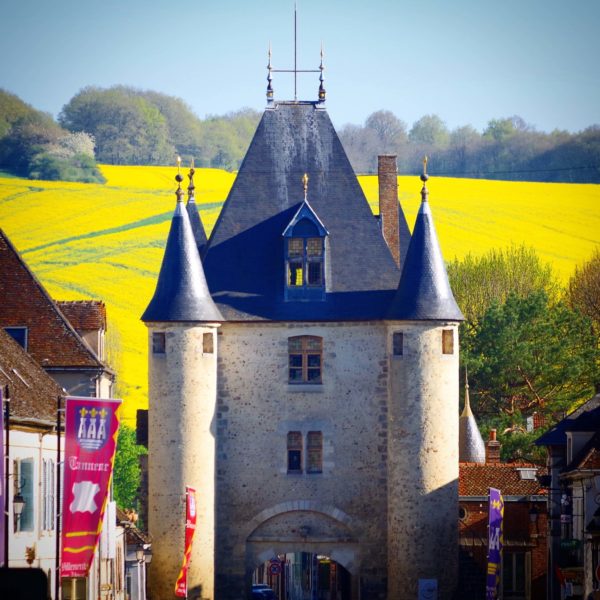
(175, 486), (197, 597)
(0, 387), (5, 567)
(60, 396), (121, 578)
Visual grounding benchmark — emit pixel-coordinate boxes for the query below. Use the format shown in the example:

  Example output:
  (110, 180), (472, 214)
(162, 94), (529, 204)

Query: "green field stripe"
(22, 211), (176, 254)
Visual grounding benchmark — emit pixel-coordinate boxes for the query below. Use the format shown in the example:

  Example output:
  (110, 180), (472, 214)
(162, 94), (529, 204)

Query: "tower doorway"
(253, 553), (351, 600)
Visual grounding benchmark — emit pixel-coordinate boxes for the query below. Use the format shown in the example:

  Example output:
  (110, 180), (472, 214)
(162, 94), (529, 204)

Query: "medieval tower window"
(203, 332), (214, 354)
(287, 431), (303, 473)
(307, 431), (323, 474)
(442, 329), (454, 355)
(392, 332), (404, 356)
(288, 336), (322, 384)
(152, 332), (166, 354)
(282, 198), (329, 301)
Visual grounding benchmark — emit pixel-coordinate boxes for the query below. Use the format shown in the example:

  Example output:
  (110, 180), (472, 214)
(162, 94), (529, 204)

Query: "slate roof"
(57, 301), (107, 331)
(186, 169), (208, 255)
(459, 462), (546, 496)
(388, 182), (464, 321)
(0, 229), (107, 369)
(398, 202), (412, 269)
(0, 328), (62, 424)
(459, 382), (486, 464)
(202, 101), (401, 321)
(142, 191), (223, 323)
(535, 394), (600, 446)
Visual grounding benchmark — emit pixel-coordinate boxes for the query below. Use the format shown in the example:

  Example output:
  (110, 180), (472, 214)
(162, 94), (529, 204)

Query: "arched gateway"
(246, 503), (360, 600)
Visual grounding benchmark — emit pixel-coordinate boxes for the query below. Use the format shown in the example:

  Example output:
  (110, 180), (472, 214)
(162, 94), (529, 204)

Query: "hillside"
(0, 165), (598, 424)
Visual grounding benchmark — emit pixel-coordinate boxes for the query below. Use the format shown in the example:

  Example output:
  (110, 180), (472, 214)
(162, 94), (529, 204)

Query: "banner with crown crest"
(486, 487), (504, 599)
(175, 486), (197, 597)
(60, 397), (121, 578)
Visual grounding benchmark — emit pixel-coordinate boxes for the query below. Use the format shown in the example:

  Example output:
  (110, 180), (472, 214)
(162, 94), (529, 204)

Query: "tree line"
(1, 85), (599, 183)
(339, 111), (600, 182)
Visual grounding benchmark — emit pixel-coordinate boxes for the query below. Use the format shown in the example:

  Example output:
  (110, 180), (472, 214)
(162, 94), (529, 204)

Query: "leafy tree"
(447, 244), (557, 327)
(365, 110), (408, 152)
(409, 114), (449, 147)
(113, 423), (146, 510)
(568, 247), (600, 337)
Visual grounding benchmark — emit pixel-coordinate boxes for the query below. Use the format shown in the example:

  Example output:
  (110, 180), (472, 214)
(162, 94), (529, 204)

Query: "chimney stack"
(378, 155), (400, 267)
(486, 429), (501, 464)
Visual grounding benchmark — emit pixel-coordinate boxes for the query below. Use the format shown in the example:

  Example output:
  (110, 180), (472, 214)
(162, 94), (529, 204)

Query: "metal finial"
(175, 156), (184, 202)
(187, 159), (196, 200)
(462, 367), (473, 417)
(318, 42), (326, 102)
(267, 42), (274, 103)
(420, 155), (429, 200)
(302, 173), (309, 200)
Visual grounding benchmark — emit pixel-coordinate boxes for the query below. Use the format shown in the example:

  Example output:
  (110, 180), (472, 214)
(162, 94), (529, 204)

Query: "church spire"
(142, 165), (222, 323)
(387, 159), (463, 321)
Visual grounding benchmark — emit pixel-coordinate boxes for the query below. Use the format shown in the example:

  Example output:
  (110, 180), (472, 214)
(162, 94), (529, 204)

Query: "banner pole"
(3, 386), (10, 568)
(55, 395), (62, 600)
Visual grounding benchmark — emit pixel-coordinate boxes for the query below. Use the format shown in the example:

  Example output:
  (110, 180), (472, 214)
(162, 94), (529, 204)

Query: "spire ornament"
(187, 159), (196, 200)
(302, 173), (309, 201)
(420, 155), (429, 201)
(175, 156), (184, 203)
(266, 43), (274, 103)
(318, 42), (326, 102)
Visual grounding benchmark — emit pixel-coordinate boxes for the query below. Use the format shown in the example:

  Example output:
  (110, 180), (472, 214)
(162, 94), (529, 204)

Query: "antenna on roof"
(267, 1), (322, 103)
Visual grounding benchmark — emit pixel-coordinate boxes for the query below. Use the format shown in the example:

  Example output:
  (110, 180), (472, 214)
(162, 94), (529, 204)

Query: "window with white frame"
(42, 458), (55, 531)
(13, 457), (34, 532)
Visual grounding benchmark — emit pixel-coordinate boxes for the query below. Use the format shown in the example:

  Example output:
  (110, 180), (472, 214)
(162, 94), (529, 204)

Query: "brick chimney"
(486, 429), (501, 464)
(378, 155), (400, 267)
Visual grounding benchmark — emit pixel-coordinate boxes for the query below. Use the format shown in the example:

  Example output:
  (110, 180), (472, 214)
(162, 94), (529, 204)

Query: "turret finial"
(266, 42), (274, 103)
(462, 367), (473, 417)
(175, 156), (184, 202)
(420, 155), (429, 201)
(187, 159), (196, 200)
(318, 42), (326, 102)
(302, 173), (309, 201)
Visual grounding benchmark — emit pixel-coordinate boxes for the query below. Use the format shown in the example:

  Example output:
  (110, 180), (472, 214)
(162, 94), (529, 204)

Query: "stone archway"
(245, 502), (361, 600)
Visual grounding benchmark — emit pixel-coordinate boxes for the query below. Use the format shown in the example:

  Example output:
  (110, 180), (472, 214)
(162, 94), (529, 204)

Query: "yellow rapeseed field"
(1, 165), (598, 424)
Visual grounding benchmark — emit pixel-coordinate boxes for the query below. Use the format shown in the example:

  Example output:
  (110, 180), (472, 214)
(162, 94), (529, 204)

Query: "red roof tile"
(0, 230), (104, 369)
(460, 462), (546, 496)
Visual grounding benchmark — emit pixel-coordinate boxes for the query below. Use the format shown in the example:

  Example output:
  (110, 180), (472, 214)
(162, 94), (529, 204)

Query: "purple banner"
(486, 487), (504, 599)
(0, 387), (4, 566)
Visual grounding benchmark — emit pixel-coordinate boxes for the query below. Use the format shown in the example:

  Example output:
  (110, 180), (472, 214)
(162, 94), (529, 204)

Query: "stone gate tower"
(142, 73), (463, 599)
(142, 172), (222, 600)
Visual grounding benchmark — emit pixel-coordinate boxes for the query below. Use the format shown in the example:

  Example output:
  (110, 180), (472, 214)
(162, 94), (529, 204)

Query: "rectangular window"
(152, 332), (166, 354)
(442, 329), (454, 355)
(288, 336), (322, 384)
(287, 432), (303, 473)
(4, 326), (28, 350)
(203, 332), (214, 354)
(14, 458), (34, 532)
(42, 458), (55, 531)
(393, 332), (404, 356)
(502, 551), (528, 598)
(307, 431), (323, 474)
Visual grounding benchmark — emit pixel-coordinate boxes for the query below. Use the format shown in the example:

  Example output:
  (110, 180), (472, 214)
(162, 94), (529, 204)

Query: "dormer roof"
(388, 181), (463, 321)
(202, 102), (400, 321)
(142, 194), (223, 323)
(282, 200), (329, 238)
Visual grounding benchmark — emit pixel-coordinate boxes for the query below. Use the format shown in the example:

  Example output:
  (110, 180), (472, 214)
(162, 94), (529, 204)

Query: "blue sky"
(1, 0), (599, 132)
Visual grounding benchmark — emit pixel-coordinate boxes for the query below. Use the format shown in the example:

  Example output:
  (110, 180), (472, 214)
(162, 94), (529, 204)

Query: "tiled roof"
(459, 462), (546, 496)
(57, 301), (107, 331)
(0, 230), (106, 369)
(0, 328), (62, 423)
(202, 102), (401, 321)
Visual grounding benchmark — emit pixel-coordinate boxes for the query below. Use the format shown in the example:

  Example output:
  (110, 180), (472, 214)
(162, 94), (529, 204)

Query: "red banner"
(60, 396), (121, 578)
(175, 486), (197, 597)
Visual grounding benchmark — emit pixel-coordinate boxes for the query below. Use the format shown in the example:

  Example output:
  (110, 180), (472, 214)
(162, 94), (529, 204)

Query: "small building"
(536, 393), (600, 600)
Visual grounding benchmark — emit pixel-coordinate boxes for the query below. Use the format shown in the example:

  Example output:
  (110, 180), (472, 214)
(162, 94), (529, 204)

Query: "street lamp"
(13, 491), (25, 530)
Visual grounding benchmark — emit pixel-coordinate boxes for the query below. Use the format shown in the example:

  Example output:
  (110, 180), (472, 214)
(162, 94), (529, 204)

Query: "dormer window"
(283, 200), (328, 301)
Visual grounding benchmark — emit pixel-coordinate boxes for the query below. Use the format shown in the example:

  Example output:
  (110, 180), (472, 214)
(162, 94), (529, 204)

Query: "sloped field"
(1, 165), (597, 423)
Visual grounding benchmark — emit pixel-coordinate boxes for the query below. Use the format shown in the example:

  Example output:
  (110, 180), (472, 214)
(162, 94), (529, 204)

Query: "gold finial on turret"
(423, 156), (428, 177)
(187, 159), (196, 200)
(175, 156), (184, 202)
(302, 173), (309, 200)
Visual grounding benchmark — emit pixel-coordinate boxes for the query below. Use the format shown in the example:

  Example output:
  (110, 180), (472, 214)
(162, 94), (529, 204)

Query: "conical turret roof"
(388, 176), (463, 321)
(185, 165), (208, 255)
(142, 179), (222, 323)
(459, 374), (486, 463)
